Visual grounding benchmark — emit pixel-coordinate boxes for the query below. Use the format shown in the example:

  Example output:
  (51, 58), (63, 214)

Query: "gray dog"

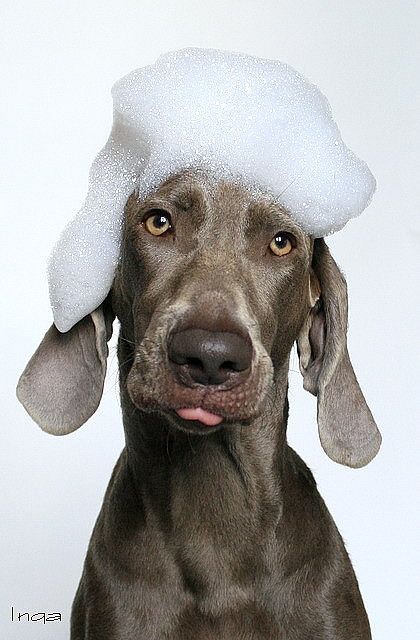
(17, 169), (381, 639)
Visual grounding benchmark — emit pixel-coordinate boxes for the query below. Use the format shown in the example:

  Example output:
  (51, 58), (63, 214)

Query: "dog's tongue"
(176, 408), (223, 426)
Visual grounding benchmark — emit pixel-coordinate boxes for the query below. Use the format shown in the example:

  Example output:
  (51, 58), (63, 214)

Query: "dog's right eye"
(143, 210), (173, 236)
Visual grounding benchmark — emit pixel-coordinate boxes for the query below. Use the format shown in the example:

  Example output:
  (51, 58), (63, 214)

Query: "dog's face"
(17, 169), (381, 467)
(112, 170), (316, 433)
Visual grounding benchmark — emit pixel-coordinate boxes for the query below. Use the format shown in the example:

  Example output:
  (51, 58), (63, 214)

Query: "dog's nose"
(168, 328), (253, 386)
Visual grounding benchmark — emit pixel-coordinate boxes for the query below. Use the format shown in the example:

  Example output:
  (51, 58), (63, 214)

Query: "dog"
(17, 169), (381, 639)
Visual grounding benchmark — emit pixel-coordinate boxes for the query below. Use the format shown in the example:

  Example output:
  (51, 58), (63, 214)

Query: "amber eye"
(144, 211), (172, 236)
(269, 233), (294, 256)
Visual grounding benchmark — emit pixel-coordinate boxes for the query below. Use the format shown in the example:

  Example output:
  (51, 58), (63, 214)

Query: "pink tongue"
(176, 407), (223, 426)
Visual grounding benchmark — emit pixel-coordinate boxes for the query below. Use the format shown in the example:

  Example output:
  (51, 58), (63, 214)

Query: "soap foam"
(49, 47), (375, 333)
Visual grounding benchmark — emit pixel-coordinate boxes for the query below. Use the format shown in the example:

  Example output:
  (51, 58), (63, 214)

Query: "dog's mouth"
(175, 407), (223, 426)
(127, 369), (263, 430)
(167, 406), (230, 435)
(126, 343), (273, 432)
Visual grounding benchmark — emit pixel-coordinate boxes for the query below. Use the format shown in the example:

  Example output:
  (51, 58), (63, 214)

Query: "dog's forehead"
(153, 168), (273, 209)
(145, 169), (311, 239)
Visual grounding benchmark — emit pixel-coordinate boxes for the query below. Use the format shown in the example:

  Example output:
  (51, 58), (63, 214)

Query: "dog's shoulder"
(284, 445), (317, 490)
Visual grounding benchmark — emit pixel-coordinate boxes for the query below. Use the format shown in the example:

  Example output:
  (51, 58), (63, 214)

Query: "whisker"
(278, 175), (299, 199)
(119, 335), (136, 346)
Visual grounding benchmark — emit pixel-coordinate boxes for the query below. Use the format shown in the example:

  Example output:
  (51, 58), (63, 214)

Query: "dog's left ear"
(297, 238), (381, 468)
(16, 302), (115, 435)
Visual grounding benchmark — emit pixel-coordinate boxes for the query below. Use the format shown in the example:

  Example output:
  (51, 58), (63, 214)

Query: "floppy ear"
(16, 303), (114, 435)
(297, 239), (381, 468)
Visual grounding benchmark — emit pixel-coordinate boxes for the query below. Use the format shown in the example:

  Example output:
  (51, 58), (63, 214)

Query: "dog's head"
(17, 170), (381, 467)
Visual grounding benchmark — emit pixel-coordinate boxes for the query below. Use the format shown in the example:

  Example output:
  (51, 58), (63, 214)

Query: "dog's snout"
(168, 328), (253, 386)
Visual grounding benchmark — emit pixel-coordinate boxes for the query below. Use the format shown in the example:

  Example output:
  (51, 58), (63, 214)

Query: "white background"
(1, 1), (419, 638)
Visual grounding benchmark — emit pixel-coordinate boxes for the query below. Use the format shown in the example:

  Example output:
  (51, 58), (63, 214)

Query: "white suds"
(49, 47), (376, 332)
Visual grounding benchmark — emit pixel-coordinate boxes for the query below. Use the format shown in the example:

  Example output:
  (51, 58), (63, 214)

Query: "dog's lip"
(175, 407), (223, 426)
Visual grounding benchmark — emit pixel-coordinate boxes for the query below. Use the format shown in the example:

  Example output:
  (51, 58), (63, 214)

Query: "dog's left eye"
(269, 233), (294, 256)
(144, 210), (172, 236)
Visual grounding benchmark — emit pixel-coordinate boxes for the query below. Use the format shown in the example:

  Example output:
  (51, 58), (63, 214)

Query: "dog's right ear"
(16, 303), (114, 435)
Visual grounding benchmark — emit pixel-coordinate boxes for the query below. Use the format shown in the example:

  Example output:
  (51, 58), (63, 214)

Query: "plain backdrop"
(1, 1), (419, 638)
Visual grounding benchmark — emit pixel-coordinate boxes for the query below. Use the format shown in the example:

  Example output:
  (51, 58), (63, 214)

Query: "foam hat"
(48, 48), (376, 333)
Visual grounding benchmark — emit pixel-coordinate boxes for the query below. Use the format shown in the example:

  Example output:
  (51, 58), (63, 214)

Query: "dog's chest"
(111, 575), (286, 640)
(168, 603), (284, 640)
